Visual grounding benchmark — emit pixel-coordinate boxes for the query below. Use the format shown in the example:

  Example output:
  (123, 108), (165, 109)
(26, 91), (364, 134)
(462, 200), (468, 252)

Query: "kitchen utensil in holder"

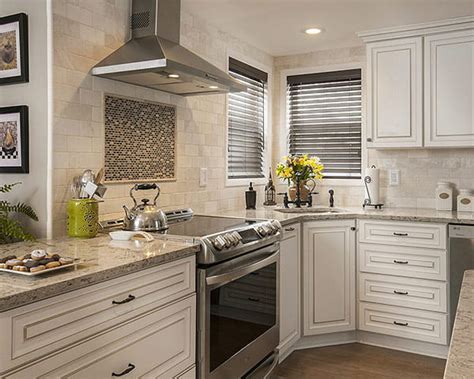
(67, 199), (99, 238)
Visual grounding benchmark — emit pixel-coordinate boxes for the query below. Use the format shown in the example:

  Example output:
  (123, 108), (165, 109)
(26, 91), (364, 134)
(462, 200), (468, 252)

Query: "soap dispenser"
(246, 182), (256, 210)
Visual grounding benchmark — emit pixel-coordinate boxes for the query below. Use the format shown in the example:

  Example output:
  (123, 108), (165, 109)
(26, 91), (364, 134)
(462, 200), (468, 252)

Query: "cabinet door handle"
(284, 227), (295, 232)
(112, 363), (136, 377)
(393, 290), (409, 295)
(393, 260), (409, 265)
(112, 294), (136, 305)
(248, 297), (261, 302)
(393, 232), (408, 237)
(393, 321), (408, 327)
(367, 138), (373, 142)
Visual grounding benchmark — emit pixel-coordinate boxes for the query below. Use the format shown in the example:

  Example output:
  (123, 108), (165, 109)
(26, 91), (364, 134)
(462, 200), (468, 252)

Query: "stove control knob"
(231, 231), (242, 244)
(256, 226), (266, 236)
(223, 234), (233, 248)
(213, 236), (226, 250)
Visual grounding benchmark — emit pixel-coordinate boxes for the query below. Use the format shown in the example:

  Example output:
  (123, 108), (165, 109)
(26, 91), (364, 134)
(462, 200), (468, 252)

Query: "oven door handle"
(205, 250), (278, 286)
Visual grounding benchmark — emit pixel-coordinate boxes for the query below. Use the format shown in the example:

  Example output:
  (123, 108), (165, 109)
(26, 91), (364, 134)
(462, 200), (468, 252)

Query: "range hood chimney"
(92, 0), (247, 96)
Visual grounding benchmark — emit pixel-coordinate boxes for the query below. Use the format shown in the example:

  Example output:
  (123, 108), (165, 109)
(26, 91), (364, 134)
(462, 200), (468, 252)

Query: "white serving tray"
(0, 258), (81, 277)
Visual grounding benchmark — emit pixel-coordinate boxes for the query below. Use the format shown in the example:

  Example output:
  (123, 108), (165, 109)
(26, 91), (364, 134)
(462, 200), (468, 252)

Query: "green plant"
(0, 182), (38, 243)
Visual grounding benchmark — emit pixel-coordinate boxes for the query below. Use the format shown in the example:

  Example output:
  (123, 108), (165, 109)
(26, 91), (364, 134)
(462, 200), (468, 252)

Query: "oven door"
(198, 243), (280, 379)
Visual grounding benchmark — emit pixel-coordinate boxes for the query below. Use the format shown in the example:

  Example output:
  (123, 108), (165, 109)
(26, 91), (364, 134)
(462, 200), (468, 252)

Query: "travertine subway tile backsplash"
(52, 0), (272, 236)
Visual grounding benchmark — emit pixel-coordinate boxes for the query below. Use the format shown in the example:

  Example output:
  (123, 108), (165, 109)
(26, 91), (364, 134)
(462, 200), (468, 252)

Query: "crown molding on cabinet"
(357, 15), (474, 42)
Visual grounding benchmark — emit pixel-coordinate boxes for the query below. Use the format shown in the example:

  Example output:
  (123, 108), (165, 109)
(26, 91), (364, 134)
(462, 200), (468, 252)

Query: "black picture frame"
(0, 105), (29, 173)
(0, 13), (29, 85)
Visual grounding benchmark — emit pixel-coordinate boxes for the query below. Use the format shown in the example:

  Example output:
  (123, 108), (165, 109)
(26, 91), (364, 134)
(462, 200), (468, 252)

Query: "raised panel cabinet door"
(425, 29), (474, 147)
(366, 37), (423, 148)
(278, 223), (301, 358)
(303, 220), (356, 336)
(4, 295), (196, 379)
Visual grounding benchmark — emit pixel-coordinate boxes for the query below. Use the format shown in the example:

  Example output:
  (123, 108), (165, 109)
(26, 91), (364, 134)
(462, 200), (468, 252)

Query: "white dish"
(109, 231), (154, 242)
(0, 258), (81, 276)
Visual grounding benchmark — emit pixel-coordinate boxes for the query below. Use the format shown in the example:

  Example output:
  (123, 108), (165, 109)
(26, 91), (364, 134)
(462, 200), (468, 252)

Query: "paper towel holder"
(363, 165), (384, 210)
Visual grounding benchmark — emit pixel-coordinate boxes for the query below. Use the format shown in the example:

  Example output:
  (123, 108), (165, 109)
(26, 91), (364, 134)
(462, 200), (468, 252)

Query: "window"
(227, 57), (268, 179)
(287, 69), (362, 179)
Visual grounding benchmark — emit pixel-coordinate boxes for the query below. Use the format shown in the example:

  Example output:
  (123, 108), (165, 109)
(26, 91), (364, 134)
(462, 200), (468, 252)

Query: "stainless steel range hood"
(92, 0), (247, 96)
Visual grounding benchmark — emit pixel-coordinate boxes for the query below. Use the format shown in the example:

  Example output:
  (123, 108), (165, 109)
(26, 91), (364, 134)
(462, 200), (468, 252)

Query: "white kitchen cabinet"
(366, 37), (423, 148)
(303, 220), (356, 335)
(0, 257), (197, 378)
(278, 223), (301, 359)
(3, 295), (196, 379)
(424, 30), (474, 147)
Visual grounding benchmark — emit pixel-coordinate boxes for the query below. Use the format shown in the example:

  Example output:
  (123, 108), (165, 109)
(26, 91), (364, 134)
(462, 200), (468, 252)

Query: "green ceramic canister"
(67, 199), (99, 238)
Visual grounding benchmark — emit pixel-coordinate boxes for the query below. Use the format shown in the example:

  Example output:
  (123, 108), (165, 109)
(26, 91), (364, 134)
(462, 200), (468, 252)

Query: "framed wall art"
(0, 13), (28, 85)
(0, 105), (29, 173)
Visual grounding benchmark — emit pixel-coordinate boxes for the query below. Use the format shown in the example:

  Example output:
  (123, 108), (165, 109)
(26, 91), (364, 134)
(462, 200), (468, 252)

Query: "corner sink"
(274, 207), (346, 214)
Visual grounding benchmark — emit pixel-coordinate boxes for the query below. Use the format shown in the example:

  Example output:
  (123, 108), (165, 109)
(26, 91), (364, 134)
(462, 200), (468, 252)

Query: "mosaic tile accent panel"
(104, 95), (176, 182)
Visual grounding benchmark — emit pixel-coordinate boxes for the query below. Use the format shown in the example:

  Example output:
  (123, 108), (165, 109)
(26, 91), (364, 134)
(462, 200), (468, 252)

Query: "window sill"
(320, 178), (363, 187)
(225, 177), (267, 187)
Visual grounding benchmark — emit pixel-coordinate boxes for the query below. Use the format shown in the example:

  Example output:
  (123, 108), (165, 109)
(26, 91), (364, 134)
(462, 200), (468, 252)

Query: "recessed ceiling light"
(168, 73), (180, 78)
(305, 27), (322, 35)
(209, 85), (219, 89)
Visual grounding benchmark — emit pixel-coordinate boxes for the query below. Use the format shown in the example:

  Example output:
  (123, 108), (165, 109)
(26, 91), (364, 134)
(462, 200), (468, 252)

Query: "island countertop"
(0, 235), (199, 312)
(444, 270), (474, 378)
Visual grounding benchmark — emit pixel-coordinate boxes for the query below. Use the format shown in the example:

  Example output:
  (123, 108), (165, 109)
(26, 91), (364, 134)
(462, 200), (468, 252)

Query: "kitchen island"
(0, 235), (199, 312)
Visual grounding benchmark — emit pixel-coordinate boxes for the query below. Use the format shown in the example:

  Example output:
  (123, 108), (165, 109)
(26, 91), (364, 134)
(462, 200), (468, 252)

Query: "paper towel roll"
(364, 167), (380, 204)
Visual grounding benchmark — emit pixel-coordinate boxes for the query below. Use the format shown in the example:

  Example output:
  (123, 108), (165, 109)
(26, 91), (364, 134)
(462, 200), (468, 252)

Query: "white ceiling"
(182, 0), (474, 56)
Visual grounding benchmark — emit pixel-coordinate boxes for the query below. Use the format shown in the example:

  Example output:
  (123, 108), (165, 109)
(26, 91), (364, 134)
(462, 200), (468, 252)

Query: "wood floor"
(273, 343), (446, 379)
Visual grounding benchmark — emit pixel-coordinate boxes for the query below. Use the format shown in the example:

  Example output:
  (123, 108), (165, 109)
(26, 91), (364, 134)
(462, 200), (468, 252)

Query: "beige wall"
(0, 0), (51, 238)
(272, 46), (474, 209)
(52, 0), (273, 236)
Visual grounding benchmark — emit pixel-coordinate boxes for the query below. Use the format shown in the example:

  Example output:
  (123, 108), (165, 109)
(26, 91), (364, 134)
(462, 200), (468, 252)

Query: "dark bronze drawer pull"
(248, 297), (261, 302)
(393, 321), (408, 327)
(393, 260), (409, 264)
(284, 227), (295, 232)
(393, 232), (408, 237)
(112, 363), (135, 377)
(112, 294), (136, 305)
(393, 290), (409, 295)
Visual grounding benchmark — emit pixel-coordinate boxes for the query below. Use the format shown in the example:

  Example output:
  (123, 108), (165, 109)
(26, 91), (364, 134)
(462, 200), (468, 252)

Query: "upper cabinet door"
(424, 30), (474, 147)
(366, 37), (423, 148)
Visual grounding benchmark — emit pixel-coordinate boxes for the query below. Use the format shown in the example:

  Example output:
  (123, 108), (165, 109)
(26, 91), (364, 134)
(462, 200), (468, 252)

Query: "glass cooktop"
(165, 215), (257, 238)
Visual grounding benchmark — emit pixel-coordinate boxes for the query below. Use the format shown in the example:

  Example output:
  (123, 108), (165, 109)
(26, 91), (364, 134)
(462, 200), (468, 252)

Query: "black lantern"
(263, 168), (276, 206)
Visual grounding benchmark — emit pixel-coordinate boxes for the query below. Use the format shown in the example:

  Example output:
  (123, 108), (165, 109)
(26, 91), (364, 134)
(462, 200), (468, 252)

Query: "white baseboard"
(281, 330), (448, 360)
(357, 331), (449, 359)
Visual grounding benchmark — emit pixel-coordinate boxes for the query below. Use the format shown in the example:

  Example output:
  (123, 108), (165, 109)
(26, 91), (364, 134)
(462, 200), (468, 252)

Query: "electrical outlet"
(200, 168), (208, 187)
(389, 169), (400, 186)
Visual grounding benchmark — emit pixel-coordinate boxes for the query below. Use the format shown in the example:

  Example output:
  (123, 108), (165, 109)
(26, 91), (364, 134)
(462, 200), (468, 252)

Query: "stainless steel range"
(101, 209), (281, 378)
(164, 211), (281, 379)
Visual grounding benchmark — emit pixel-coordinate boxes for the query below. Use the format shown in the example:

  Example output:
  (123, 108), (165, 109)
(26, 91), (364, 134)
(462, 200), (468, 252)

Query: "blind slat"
(288, 69), (362, 180)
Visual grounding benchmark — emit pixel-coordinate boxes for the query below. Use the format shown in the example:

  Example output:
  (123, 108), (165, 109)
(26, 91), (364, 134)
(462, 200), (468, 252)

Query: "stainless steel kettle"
(123, 183), (168, 232)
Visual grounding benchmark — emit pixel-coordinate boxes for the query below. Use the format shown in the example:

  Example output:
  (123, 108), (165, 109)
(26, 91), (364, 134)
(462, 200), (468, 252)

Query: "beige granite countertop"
(217, 206), (474, 226)
(0, 235), (199, 312)
(444, 270), (474, 379)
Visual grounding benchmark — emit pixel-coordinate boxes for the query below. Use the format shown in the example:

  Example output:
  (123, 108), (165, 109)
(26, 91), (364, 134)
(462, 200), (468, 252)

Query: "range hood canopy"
(92, 0), (247, 96)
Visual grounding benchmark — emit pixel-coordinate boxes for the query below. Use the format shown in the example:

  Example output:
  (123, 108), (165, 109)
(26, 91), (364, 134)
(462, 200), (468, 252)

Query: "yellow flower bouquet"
(276, 154), (324, 201)
(276, 154), (324, 185)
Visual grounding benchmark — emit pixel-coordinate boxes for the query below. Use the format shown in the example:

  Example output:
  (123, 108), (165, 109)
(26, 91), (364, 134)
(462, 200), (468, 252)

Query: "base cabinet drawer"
(0, 257), (195, 373)
(4, 295), (196, 379)
(359, 220), (447, 249)
(359, 243), (446, 281)
(358, 302), (448, 345)
(359, 273), (447, 312)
